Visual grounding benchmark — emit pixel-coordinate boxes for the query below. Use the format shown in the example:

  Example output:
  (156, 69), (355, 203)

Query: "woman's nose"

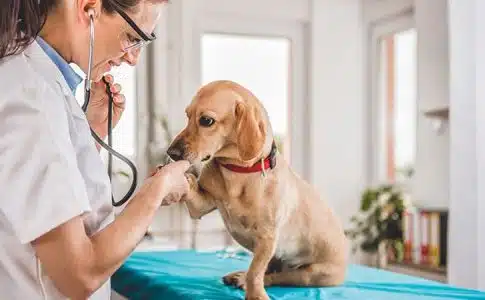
(122, 48), (141, 66)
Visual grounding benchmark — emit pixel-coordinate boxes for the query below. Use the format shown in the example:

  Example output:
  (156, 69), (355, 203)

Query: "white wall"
(310, 0), (366, 234)
(448, 0), (485, 291)
(477, 0), (485, 286)
(412, 0), (450, 210)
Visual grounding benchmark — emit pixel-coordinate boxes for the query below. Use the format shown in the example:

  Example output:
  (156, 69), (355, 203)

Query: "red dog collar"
(221, 141), (277, 174)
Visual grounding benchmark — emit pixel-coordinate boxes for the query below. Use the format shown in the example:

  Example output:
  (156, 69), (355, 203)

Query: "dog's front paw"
(245, 290), (270, 300)
(222, 271), (247, 290)
(182, 173), (199, 202)
(184, 173), (199, 191)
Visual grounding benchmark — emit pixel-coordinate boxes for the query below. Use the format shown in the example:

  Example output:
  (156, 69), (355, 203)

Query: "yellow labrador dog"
(167, 80), (348, 300)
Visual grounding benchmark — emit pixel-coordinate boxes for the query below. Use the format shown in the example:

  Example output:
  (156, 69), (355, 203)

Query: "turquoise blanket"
(111, 250), (485, 300)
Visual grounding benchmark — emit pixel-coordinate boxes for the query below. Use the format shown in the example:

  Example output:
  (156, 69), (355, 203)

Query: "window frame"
(367, 11), (416, 186)
(194, 15), (310, 179)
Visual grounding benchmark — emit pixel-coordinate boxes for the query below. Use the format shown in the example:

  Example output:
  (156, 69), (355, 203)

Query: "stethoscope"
(81, 10), (138, 207)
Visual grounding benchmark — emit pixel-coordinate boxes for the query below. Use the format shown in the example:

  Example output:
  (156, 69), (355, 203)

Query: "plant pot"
(377, 241), (388, 268)
(360, 251), (378, 267)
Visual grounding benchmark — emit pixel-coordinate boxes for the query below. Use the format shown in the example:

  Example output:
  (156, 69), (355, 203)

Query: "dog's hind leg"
(264, 263), (346, 287)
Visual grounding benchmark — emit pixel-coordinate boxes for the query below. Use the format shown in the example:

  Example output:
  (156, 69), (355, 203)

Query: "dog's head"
(167, 80), (269, 165)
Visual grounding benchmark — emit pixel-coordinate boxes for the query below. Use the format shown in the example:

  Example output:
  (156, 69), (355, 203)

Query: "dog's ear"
(235, 102), (266, 161)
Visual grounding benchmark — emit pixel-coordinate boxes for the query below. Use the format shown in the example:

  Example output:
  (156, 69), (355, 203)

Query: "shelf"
(385, 261), (447, 283)
(390, 261), (446, 275)
(413, 206), (449, 214)
(422, 106), (449, 120)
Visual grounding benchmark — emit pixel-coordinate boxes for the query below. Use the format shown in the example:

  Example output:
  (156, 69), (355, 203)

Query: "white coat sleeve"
(0, 83), (92, 244)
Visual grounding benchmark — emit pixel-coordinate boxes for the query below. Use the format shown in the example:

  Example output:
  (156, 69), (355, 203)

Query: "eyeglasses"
(108, 1), (157, 52)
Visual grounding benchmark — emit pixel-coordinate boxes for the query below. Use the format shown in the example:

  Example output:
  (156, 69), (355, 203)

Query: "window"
(378, 28), (417, 183)
(191, 32), (292, 250)
(200, 33), (291, 160)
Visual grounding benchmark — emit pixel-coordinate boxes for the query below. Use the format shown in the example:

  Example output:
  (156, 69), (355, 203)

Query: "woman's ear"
(235, 101), (266, 161)
(77, 0), (100, 24)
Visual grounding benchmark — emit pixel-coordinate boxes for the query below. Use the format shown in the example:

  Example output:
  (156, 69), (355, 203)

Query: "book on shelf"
(420, 211), (429, 265)
(403, 209), (413, 263)
(399, 206), (448, 271)
(429, 212), (440, 267)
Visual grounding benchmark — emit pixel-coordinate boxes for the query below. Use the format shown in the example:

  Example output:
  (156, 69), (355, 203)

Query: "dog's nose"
(167, 140), (185, 161)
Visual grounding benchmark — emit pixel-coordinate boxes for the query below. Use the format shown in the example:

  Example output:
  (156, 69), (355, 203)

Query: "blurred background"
(72, 0), (484, 292)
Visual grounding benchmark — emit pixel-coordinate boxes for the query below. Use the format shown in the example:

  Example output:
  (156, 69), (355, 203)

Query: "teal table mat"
(111, 250), (485, 300)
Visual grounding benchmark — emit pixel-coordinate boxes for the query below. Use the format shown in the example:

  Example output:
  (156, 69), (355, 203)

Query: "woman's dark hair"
(0, 0), (164, 60)
(0, 0), (55, 59)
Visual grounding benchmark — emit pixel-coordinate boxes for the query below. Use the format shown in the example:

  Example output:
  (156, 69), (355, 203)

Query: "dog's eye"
(199, 116), (215, 127)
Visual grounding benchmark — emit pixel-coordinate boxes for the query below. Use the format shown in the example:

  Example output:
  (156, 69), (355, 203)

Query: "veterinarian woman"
(0, 0), (190, 299)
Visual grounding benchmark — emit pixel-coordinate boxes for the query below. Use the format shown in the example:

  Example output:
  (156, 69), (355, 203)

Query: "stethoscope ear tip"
(87, 8), (96, 18)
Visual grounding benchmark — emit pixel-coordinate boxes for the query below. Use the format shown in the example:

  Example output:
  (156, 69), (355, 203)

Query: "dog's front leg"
(245, 236), (276, 300)
(182, 173), (216, 219)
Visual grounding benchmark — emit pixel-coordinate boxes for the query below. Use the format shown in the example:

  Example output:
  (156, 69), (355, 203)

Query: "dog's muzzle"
(167, 140), (186, 161)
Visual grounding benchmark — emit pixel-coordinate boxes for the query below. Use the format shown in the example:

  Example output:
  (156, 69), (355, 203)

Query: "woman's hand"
(159, 163), (192, 206)
(86, 74), (125, 143)
(139, 161), (191, 208)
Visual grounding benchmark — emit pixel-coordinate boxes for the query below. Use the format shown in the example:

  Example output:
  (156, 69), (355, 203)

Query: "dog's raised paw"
(184, 173), (198, 189)
(222, 271), (247, 290)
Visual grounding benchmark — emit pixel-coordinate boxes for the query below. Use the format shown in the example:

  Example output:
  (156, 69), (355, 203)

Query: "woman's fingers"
(113, 94), (125, 106)
(110, 83), (122, 94)
(103, 74), (114, 84)
(100, 75), (121, 96)
(161, 193), (182, 206)
(149, 164), (165, 177)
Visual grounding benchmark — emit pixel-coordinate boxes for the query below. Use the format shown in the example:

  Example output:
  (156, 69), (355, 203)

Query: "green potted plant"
(345, 184), (406, 268)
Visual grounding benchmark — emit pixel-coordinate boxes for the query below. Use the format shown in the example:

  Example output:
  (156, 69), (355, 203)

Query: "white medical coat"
(0, 40), (114, 298)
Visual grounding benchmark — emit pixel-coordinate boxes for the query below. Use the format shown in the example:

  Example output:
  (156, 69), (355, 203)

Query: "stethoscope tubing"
(82, 13), (138, 207)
